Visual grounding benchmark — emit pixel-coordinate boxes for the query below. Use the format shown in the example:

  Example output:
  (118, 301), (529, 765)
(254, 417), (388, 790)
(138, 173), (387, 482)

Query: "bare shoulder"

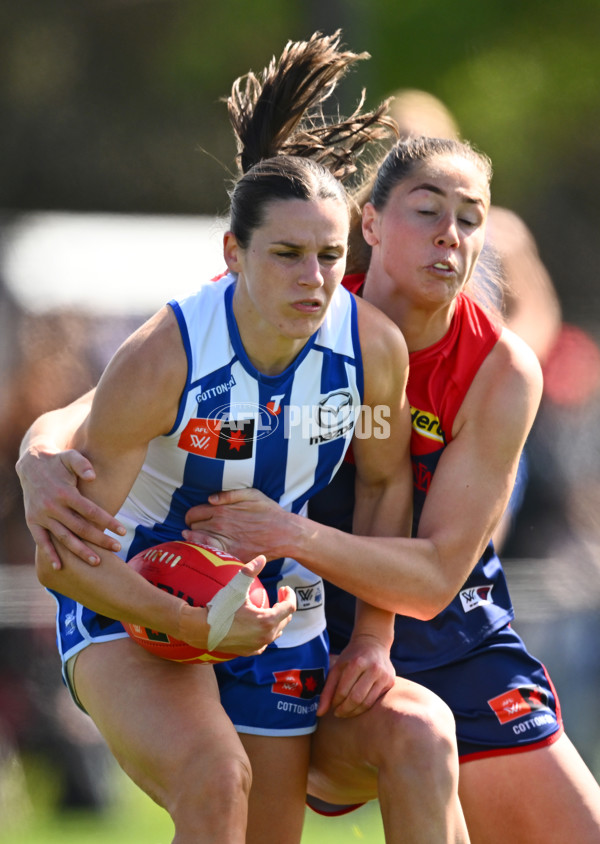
(97, 306), (185, 393)
(354, 295), (408, 365)
(353, 296), (409, 415)
(110, 305), (182, 366)
(84, 305), (187, 445)
(486, 326), (544, 389)
(455, 325), (543, 441)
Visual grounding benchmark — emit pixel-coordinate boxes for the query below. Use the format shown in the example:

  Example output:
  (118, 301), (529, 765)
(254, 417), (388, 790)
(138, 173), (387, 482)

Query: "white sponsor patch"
(293, 581), (324, 611)
(459, 584), (494, 613)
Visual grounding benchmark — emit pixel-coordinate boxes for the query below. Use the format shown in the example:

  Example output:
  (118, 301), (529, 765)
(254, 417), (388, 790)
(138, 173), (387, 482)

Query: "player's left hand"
(16, 445), (126, 569)
(317, 635), (396, 719)
(183, 488), (292, 562)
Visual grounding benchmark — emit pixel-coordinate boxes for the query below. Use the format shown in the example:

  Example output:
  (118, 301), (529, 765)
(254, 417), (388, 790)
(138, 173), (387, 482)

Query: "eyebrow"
(409, 182), (485, 207)
(271, 240), (345, 250)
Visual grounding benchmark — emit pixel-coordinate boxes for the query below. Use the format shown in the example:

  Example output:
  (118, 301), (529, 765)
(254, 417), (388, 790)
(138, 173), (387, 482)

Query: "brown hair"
(225, 31), (397, 248)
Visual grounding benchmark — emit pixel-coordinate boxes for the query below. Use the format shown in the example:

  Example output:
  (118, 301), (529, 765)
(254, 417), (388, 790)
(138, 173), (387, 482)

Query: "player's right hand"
(222, 563), (297, 656)
(16, 446), (126, 569)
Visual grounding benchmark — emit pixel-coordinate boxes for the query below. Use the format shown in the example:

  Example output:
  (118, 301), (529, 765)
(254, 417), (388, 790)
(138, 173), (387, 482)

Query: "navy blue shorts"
(215, 632), (328, 736)
(399, 623), (563, 760)
(307, 623), (563, 816)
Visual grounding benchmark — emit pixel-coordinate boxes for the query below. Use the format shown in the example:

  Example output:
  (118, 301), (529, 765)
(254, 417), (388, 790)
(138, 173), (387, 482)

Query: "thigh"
(241, 733), (311, 844)
(308, 675), (449, 806)
(214, 635), (328, 844)
(459, 733), (600, 843)
(74, 638), (246, 806)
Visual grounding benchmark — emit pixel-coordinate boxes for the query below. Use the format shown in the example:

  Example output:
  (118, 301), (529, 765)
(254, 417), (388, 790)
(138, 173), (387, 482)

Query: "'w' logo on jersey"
(271, 668), (326, 699)
(488, 685), (550, 724)
(178, 418), (254, 460)
(293, 581), (323, 611)
(459, 585), (494, 613)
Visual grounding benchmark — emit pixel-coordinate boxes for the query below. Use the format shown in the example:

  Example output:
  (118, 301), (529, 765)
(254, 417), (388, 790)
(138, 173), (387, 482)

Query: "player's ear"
(223, 232), (243, 273)
(362, 202), (381, 247)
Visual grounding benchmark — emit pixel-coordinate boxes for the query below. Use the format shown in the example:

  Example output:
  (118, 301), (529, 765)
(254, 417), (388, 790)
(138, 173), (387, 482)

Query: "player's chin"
(286, 308), (326, 335)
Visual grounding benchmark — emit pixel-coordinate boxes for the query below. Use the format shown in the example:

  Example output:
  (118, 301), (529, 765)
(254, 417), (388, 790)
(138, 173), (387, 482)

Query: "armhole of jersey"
(165, 299), (192, 436)
(349, 292), (365, 405)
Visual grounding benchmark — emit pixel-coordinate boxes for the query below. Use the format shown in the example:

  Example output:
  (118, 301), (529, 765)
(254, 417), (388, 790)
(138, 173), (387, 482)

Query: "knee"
(165, 744), (252, 823)
(372, 686), (459, 786)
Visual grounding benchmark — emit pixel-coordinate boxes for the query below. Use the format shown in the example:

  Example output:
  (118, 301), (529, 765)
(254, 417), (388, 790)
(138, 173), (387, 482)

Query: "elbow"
(405, 542), (467, 620)
(35, 549), (60, 591)
(402, 581), (459, 622)
(413, 599), (448, 621)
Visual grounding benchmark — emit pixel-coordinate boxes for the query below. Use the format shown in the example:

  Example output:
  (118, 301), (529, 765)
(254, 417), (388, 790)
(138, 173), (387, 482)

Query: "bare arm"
(186, 327), (543, 618)
(319, 300), (412, 716)
(286, 328), (542, 617)
(34, 307), (295, 655)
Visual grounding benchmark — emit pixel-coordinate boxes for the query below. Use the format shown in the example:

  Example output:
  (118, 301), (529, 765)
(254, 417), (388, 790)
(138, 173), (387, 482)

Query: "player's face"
(363, 154), (489, 307)
(227, 197), (348, 371)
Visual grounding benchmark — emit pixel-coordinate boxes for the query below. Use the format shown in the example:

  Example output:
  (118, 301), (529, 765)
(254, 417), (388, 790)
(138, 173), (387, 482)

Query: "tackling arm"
(186, 327), (543, 618)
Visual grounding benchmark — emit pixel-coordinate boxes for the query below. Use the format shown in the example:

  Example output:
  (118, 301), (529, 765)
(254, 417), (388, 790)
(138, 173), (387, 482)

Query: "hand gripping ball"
(122, 541), (269, 663)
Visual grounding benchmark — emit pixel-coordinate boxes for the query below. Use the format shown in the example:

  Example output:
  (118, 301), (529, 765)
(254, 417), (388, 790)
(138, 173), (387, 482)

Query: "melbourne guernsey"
(316, 275), (514, 672)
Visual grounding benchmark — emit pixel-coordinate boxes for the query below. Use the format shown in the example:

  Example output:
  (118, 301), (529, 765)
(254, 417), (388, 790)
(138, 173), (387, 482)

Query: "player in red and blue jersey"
(179, 136), (600, 842)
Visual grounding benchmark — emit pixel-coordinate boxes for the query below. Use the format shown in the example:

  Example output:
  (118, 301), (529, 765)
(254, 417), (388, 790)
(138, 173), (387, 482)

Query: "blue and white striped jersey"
(53, 273), (364, 662)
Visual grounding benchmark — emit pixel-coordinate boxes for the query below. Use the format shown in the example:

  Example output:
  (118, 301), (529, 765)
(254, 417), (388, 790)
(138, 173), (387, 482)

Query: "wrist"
(350, 629), (394, 652)
(176, 601), (210, 649)
(280, 511), (314, 561)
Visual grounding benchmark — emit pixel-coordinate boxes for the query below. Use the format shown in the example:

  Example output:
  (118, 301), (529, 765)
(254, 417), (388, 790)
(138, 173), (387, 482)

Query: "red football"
(122, 540), (269, 663)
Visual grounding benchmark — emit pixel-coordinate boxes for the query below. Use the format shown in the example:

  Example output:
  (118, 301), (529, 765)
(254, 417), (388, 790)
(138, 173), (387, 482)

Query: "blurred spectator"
(0, 262), (144, 816)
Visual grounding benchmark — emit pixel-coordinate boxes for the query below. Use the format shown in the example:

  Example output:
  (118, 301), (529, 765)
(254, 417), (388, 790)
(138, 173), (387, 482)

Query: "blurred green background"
(2, 0), (599, 321)
(1, 2), (599, 841)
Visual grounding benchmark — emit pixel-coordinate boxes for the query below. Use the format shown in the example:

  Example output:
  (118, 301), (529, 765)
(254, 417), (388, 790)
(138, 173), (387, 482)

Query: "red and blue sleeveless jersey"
(319, 274), (516, 672)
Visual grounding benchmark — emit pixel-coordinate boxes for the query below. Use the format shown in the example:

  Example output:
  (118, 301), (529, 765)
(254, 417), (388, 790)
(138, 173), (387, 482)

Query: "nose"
(435, 216), (459, 249)
(299, 254), (324, 287)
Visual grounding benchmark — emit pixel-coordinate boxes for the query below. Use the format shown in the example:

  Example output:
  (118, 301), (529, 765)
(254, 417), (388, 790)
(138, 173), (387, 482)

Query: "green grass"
(1, 755), (385, 844)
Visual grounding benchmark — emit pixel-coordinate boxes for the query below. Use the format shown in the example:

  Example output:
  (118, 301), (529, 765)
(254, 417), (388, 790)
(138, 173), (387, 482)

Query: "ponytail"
(225, 31), (397, 249)
(227, 30), (395, 181)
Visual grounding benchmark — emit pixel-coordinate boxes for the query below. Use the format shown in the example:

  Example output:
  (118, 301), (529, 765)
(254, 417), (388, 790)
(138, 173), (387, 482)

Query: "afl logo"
(209, 401), (280, 442)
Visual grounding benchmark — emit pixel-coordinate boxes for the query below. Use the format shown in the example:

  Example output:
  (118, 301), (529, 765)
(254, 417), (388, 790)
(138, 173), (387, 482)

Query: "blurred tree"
(0, 0), (599, 320)
(1, 0), (598, 219)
